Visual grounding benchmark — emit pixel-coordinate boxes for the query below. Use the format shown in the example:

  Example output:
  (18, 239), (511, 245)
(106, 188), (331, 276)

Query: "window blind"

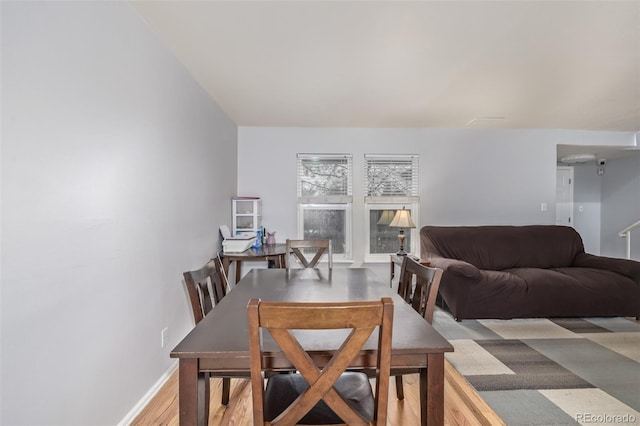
(297, 154), (353, 200)
(365, 155), (419, 197)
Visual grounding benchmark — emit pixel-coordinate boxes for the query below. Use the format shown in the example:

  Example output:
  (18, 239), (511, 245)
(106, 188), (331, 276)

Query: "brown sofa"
(420, 225), (640, 320)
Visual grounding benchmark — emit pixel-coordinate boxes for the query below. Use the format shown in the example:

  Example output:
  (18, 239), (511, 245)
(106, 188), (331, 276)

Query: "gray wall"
(601, 153), (640, 259)
(1, 2), (237, 424)
(237, 127), (634, 264)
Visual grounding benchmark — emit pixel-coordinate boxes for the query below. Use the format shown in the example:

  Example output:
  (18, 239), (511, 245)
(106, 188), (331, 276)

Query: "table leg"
(179, 358), (200, 426)
(421, 353), (445, 426)
(235, 260), (242, 284)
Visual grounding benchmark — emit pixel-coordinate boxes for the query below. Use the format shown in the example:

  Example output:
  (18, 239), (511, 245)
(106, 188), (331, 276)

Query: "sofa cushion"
(504, 267), (639, 317)
(421, 225), (585, 271)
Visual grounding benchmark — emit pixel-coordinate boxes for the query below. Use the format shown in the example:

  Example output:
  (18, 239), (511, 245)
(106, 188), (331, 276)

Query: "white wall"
(601, 153), (640, 259)
(238, 128), (636, 264)
(1, 2), (237, 424)
(238, 128), (623, 263)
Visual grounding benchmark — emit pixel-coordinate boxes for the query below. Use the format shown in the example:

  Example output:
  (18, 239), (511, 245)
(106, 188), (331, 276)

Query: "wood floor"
(132, 360), (504, 425)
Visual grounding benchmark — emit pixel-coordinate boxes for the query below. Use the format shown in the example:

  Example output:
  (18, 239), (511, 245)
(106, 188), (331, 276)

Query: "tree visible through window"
(297, 154), (352, 258)
(364, 155), (419, 260)
(299, 158), (350, 197)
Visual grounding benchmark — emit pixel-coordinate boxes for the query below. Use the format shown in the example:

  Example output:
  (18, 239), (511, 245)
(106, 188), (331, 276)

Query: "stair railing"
(618, 219), (640, 260)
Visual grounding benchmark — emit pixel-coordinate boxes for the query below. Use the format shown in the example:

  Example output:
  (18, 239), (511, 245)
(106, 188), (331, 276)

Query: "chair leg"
(395, 375), (405, 400)
(221, 377), (231, 406)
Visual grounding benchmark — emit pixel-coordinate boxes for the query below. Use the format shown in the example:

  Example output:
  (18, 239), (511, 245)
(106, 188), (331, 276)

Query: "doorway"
(556, 166), (574, 226)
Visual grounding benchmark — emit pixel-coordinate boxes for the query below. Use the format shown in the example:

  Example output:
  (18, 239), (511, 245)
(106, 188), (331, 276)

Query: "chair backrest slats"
(248, 297), (393, 426)
(397, 256), (443, 324)
(285, 239), (333, 270)
(183, 257), (227, 324)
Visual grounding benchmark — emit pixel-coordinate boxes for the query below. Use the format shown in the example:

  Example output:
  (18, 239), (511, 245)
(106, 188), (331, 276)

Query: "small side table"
(389, 254), (404, 288)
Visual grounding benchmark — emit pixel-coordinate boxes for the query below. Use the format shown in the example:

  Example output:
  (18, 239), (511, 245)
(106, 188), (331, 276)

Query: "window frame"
(364, 200), (420, 262)
(364, 154), (420, 262)
(297, 203), (352, 261)
(296, 154), (353, 261)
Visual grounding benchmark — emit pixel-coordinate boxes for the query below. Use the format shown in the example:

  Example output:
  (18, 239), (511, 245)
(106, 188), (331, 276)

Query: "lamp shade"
(389, 208), (416, 228)
(376, 210), (395, 226)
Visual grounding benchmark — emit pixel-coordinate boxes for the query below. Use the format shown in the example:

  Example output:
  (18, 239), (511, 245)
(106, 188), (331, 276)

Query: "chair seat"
(264, 372), (374, 424)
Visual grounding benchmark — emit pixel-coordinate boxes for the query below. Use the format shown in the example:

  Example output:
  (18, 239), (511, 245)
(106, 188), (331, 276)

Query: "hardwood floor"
(132, 360), (504, 425)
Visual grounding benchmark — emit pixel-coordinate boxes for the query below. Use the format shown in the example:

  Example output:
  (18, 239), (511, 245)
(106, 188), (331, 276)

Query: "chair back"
(183, 257), (228, 324)
(248, 298), (394, 426)
(397, 256), (443, 324)
(285, 239), (333, 270)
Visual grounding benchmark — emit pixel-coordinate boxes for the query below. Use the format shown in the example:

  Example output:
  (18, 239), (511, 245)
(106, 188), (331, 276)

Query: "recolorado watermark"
(576, 413), (637, 424)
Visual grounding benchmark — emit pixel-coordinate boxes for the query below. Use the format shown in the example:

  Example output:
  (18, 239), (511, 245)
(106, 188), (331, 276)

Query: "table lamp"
(376, 210), (395, 226)
(389, 207), (415, 255)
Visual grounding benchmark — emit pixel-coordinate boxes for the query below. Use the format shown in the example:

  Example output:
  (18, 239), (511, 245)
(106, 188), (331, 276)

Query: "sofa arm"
(573, 253), (640, 283)
(427, 256), (482, 280)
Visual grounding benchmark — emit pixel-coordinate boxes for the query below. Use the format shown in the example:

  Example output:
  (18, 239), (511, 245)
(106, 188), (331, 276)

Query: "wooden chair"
(183, 257), (242, 408)
(285, 239), (333, 270)
(393, 256), (443, 399)
(248, 298), (394, 425)
(184, 257), (227, 323)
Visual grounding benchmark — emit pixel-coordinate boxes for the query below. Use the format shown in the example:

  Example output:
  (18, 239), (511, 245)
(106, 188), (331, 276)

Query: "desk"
(219, 243), (287, 284)
(171, 268), (453, 425)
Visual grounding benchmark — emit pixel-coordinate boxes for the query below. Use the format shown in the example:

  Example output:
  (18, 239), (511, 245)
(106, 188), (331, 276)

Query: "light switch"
(540, 202), (547, 212)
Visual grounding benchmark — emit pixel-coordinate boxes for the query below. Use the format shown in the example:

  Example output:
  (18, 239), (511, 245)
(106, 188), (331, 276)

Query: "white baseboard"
(118, 361), (178, 425)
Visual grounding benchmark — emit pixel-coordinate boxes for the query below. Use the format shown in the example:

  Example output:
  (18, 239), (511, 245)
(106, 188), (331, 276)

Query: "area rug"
(432, 310), (640, 426)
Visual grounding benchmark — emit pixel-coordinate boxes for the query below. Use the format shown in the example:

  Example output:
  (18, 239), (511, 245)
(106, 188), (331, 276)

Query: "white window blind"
(297, 154), (353, 203)
(365, 155), (419, 197)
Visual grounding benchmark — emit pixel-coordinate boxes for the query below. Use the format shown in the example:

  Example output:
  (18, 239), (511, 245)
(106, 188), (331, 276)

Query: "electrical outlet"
(161, 327), (169, 348)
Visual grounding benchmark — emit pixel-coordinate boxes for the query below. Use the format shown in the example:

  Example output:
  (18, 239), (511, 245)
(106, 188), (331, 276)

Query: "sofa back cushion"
(421, 225), (585, 270)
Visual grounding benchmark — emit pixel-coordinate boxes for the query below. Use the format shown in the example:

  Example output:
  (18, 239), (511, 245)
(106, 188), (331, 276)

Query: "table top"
(219, 243), (287, 259)
(171, 268), (453, 361)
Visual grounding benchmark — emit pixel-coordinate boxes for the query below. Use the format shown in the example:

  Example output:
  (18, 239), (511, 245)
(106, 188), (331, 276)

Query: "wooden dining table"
(171, 268), (453, 426)
(219, 243), (288, 284)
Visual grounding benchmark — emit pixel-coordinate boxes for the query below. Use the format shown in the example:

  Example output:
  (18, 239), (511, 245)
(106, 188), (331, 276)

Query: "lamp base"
(396, 230), (407, 256)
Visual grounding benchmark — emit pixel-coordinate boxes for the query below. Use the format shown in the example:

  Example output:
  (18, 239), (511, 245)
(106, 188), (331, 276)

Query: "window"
(297, 154), (352, 260)
(364, 155), (419, 261)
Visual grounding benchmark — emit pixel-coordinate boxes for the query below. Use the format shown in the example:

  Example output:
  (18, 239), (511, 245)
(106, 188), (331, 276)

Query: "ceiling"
(131, 1), (640, 132)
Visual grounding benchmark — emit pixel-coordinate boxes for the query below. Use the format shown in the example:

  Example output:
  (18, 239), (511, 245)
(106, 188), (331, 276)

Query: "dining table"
(170, 267), (454, 426)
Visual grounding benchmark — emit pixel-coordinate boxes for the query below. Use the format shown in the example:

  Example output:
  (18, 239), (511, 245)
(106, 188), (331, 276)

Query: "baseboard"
(118, 361), (178, 426)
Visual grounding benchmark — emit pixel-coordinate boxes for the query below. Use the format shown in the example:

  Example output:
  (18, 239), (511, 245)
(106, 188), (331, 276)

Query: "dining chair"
(183, 257), (244, 408)
(285, 239), (333, 270)
(393, 256), (443, 399)
(248, 298), (394, 425)
(184, 257), (227, 322)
